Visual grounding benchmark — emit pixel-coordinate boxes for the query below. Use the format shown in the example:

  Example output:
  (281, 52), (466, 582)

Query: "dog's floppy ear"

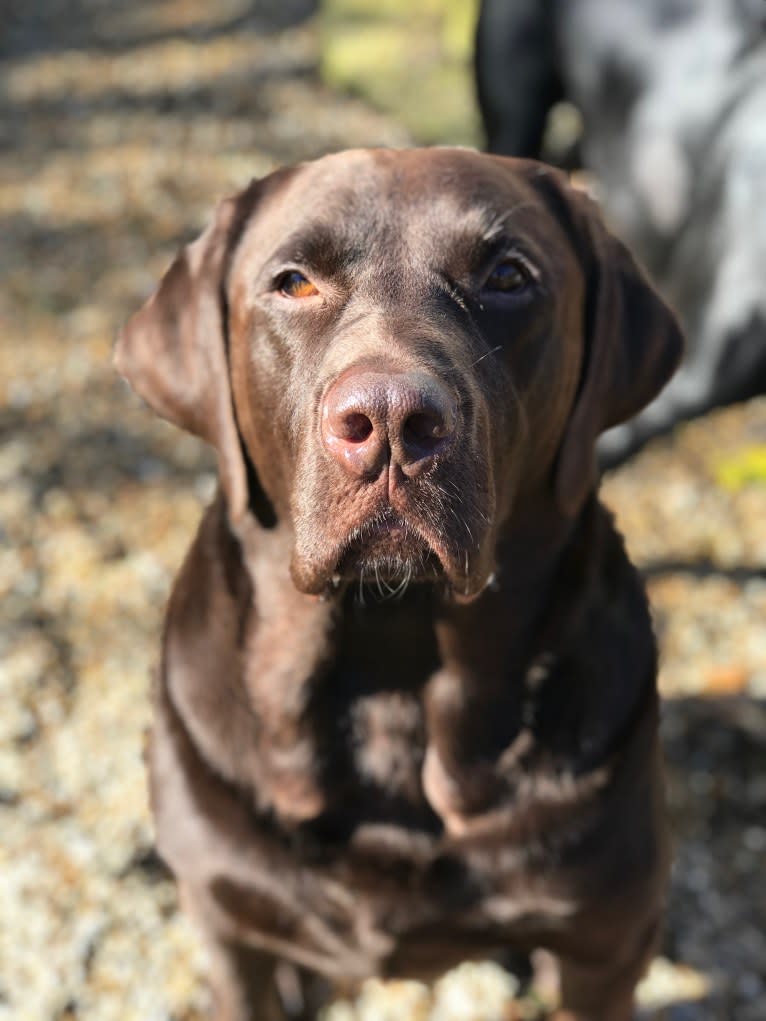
(115, 182), (261, 522)
(541, 175), (683, 515)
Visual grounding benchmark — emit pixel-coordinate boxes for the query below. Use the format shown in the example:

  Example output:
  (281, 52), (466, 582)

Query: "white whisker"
(471, 345), (502, 369)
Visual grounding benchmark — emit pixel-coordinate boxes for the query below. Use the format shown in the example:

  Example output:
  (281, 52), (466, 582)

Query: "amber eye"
(278, 271), (319, 298)
(484, 259), (530, 293)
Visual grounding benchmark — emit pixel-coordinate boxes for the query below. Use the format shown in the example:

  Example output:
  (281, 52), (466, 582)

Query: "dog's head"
(116, 148), (681, 601)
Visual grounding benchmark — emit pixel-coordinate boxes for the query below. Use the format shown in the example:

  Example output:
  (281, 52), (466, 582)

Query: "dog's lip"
(294, 531), (492, 602)
(291, 485), (496, 599)
(333, 513), (441, 578)
(350, 516), (415, 545)
(306, 510), (493, 600)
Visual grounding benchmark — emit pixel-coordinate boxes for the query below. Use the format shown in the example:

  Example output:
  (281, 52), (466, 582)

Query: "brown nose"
(321, 370), (457, 478)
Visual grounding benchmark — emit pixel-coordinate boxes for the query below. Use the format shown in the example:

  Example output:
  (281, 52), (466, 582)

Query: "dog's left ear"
(531, 170), (683, 515)
(114, 182), (261, 522)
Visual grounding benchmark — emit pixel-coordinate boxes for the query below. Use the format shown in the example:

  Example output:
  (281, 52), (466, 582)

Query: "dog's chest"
(348, 690), (427, 804)
(155, 656), (617, 982)
(208, 780), (572, 984)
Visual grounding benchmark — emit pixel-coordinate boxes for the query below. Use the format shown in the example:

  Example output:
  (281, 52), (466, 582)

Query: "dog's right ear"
(115, 182), (262, 522)
(519, 163), (683, 515)
(553, 184), (683, 515)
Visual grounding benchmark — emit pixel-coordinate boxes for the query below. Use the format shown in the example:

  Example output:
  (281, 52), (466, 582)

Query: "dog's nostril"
(322, 370), (456, 478)
(322, 399), (385, 478)
(403, 412), (448, 447)
(342, 413), (374, 444)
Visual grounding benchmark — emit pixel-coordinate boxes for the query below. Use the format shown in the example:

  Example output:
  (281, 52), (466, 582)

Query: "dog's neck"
(235, 491), (579, 673)
(421, 497), (601, 829)
(231, 493), (605, 825)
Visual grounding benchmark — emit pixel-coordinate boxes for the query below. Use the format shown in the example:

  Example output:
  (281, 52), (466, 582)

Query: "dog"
(115, 148), (682, 1021)
(476, 0), (766, 466)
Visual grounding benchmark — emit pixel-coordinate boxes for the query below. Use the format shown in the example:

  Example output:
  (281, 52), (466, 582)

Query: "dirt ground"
(1, 2), (765, 1020)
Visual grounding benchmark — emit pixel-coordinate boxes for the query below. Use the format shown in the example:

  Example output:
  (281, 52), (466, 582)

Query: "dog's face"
(116, 148), (681, 601)
(229, 150), (582, 599)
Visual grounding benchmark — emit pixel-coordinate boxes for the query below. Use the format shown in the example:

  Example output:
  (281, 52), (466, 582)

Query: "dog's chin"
(327, 517), (443, 601)
(291, 513), (495, 603)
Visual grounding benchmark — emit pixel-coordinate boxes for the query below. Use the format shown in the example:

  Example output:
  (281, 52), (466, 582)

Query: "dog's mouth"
(292, 503), (496, 604)
(333, 511), (444, 592)
(290, 446), (498, 603)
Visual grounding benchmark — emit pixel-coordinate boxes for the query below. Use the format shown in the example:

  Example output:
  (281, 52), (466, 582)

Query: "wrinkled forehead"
(234, 148), (572, 275)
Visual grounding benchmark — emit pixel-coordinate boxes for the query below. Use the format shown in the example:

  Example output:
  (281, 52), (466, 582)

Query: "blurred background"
(1, 1), (765, 1019)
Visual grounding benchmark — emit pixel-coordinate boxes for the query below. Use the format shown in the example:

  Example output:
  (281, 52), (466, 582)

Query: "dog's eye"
(484, 259), (530, 293)
(278, 271), (319, 299)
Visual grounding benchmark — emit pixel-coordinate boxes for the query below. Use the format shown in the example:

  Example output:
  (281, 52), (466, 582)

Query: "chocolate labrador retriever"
(116, 148), (681, 1021)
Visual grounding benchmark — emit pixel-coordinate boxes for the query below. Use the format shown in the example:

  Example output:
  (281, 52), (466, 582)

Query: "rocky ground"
(1, 2), (764, 1020)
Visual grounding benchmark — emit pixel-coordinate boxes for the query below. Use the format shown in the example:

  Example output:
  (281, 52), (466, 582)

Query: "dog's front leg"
(552, 912), (662, 1021)
(203, 933), (284, 1021)
(180, 883), (284, 1021)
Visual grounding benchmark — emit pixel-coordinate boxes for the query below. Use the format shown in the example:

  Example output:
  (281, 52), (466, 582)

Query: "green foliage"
(714, 445), (766, 490)
(319, 0), (482, 146)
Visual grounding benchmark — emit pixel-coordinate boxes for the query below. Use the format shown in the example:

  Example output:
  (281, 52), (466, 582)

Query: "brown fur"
(116, 148), (682, 1021)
